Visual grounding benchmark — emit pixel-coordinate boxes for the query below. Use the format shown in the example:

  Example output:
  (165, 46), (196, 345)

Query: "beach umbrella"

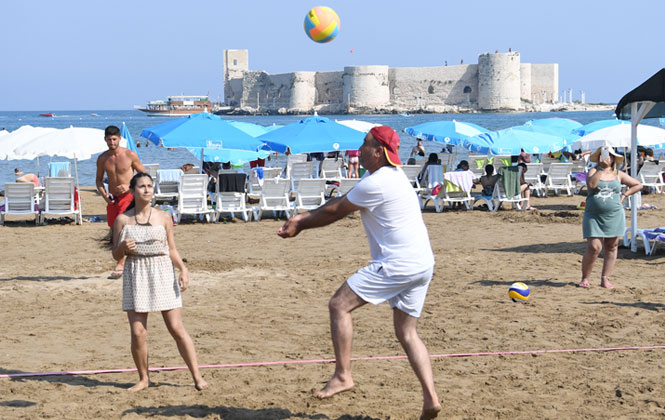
(526, 117), (582, 132)
(0, 129), (8, 137)
(462, 128), (566, 155)
(615, 68), (665, 252)
(570, 119), (630, 137)
(121, 122), (141, 160)
(257, 115), (365, 154)
(186, 147), (271, 165)
(335, 119), (380, 133)
(12, 127), (124, 160)
(0, 125), (57, 160)
(226, 120), (284, 137)
(140, 112), (268, 152)
(404, 120), (488, 145)
(512, 121), (580, 145)
(570, 124), (665, 151)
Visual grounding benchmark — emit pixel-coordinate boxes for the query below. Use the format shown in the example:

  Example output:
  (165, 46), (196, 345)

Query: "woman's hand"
(620, 194), (627, 204)
(178, 268), (189, 292)
(123, 238), (137, 255)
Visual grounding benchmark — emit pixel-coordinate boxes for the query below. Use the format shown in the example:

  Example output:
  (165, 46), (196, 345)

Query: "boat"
(90, 113), (98, 117)
(134, 95), (221, 117)
(39, 113), (54, 117)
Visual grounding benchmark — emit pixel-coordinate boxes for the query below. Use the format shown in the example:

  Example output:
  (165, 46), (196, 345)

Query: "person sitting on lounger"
(517, 163), (536, 210)
(477, 164), (498, 196)
(14, 168), (38, 186)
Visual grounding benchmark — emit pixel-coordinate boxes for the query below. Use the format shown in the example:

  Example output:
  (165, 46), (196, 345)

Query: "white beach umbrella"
(335, 119), (380, 133)
(0, 125), (58, 160)
(0, 129), (8, 137)
(570, 124), (665, 151)
(12, 126), (126, 160)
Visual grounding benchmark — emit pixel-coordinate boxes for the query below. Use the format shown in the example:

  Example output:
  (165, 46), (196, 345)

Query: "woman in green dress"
(580, 147), (642, 288)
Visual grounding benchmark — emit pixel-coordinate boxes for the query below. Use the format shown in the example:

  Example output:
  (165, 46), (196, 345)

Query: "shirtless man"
(96, 125), (146, 279)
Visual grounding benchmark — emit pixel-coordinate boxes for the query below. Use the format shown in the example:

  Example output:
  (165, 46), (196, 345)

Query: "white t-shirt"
(346, 166), (435, 276)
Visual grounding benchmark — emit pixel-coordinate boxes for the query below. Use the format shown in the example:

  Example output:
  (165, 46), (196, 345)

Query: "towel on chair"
(158, 169), (183, 183)
(49, 162), (70, 177)
(254, 168), (264, 180)
(443, 170), (474, 192)
(499, 166), (521, 198)
(219, 173), (246, 192)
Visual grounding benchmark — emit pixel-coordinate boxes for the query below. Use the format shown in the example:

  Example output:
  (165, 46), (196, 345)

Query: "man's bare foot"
(313, 375), (354, 399)
(128, 379), (149, 392)
(420, 405), (442, 420)
(601, 277), (614, 289)
(194, 378), (209, 391)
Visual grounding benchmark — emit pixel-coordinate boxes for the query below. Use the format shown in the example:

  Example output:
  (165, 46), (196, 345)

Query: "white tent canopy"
(12, 126), (126, 160)
(570, 124), (665, 151)
(335, 119), (380, 133)
(0, 125), (58, 160)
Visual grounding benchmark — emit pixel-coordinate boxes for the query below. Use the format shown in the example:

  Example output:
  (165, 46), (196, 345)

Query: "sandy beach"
(2, 187), (665, 419)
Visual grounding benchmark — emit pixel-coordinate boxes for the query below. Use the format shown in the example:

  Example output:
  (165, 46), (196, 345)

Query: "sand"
(2, 187), (665, 419)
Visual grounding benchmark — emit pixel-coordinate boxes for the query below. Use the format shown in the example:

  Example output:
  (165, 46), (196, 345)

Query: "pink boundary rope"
(2, 345), (664, 379)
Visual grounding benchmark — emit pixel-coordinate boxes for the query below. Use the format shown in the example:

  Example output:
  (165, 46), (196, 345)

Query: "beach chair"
(285, 154), (308, 178)
(48, 162), (71, 177)
(400, 165), (424, 193)
(524, 163), (545, 197)
(40, 177), (82, 225)
(489, 155), (511, 174)
(289, 161), (316, 190)
(184, 165), (200, 174)
(143, 163), (159, 179)
(623, 226), (665, 255)
(540, 154), (559, 174)
(293, 178), (327, 213)
(174, 174), (214, 223)
(247, 167), (283, 198)
(419, 165), (444, 210)
(154, 169), (182, 203)
(214, 173), (251, 222)
(320, 158), (344, 181)
(468, 155), (488, 178)
(0, 183), (39, 225)
(333, 178), (361, 197)
(257, 178), (292, 220)
(637, 161), (665, 193)
(544, 163), (574, 196)
(489, 166), (528, 211)
(433, 170), (475, 211)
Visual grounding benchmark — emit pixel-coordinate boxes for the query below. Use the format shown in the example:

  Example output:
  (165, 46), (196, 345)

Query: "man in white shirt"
(278, 126), (441, 420)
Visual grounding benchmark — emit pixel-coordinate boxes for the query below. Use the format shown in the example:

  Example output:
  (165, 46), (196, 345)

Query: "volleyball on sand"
(304, 6), (340, 43)
(508, 282), (530, 302)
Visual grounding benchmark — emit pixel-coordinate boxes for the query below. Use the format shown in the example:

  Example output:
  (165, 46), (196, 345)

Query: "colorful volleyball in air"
(508, 282), (530, 302)
(304, 6), (340, 43)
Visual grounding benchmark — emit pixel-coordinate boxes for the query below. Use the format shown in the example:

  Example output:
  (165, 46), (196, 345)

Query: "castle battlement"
(223, 50), (558, 114)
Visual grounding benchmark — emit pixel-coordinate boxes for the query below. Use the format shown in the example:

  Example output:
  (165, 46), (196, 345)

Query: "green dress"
(583, 178), (625, 238)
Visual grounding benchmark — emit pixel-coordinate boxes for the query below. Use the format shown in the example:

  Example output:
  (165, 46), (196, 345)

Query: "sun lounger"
(0, 183), (40, 225)
(524, 163), (545, 197)
(623, 226), (665, 255)
(40, 177), (82, 225)
(256, 178), (292, 220)
(293, 178), (327, 213)
(154, 169), (182, 203)
(489, 166), (528, 211)
(637, 161), (665, 193)
(174, 174), (214, 223)
(544, 163), (574, 196)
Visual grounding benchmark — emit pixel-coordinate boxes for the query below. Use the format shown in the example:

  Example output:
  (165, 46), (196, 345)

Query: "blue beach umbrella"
(571, 119), (630, 137)
(227, 120), (283, 137)
(404, 120), (488, 145)
(512, 121), (580, 145)
(526, 117), (582, 133)
(257, 115), (365, 154)
(463, 128), (567, 155)
(120, 122), (141, 161)
(140, 112), (269, 152)
(185, 147), (270, 165)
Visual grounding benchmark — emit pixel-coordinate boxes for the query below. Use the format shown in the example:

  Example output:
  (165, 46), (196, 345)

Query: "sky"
(0, 0), (661, 111)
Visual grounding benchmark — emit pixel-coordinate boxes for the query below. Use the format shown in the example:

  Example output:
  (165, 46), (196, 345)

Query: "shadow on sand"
(580, 300), (665, 312)
(471, 279), (571, 288)
(0, 275), (95, 282)
(480, 241), (585, 255)
(0, 368), (178, 390)
(123, 404), (381, 420)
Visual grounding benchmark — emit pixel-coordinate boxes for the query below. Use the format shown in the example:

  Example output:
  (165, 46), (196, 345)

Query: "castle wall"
(520, 63), (532, 102)
(388, 64), (478, 107)
(531, 63), (559, 104)
(314, 71), (344, 106)
(223, 50), (249, 106)
(478, 52), (521, 110)
(343, 66), (390, 108)
(289, 71), (316, 111)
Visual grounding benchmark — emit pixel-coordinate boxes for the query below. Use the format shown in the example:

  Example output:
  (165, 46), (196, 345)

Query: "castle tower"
(343, 66), (390, 108)
(289, 71), (316, 112)
(478, 52), (521, 110)
(223, 49), (249, 106)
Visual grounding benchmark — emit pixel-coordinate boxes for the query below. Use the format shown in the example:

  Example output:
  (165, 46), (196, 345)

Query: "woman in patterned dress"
(112, 173), (208, 392)
(580, 147), (641, 289)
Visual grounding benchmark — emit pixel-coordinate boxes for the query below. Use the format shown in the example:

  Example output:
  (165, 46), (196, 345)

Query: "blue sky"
(0, 0), (661, 111)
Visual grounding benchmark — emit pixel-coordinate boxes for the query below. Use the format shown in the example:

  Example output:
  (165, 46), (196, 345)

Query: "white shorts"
(346, 263), (434, 318)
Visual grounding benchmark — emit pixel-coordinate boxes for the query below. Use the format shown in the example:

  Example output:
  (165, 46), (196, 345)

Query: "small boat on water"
(134, 95), (221, 117)
(39, 113), (54, 117)
(90, 113), (99, 117)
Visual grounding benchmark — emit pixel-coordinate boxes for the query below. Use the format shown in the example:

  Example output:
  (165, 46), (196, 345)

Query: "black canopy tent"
(615, 68), (665, 252)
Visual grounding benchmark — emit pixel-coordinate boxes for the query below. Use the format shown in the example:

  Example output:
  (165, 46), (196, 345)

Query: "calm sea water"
(0, 109), (655, 187)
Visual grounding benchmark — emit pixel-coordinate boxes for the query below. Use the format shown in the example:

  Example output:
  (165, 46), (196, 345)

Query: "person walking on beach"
(580, 146), (641, 289)
(97, 125), (145, 279)
(112, 172), (207, 392)
(277, 126), (441, 420)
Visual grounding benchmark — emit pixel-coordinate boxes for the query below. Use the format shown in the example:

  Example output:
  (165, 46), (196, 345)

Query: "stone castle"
(222, 49), (559, 114)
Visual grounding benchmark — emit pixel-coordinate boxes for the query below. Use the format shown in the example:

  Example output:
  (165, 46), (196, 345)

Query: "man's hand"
(115, 184), (130, 195)
(277, 214), (303, 238)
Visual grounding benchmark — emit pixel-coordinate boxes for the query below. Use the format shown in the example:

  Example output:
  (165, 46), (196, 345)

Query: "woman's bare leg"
(600, 237), (619, 288)
(162, 308), (208, 390)
(580, 238), (602, 287)
(127, 311), (150, 391)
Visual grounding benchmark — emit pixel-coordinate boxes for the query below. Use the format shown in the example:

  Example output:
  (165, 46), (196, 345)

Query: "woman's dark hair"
(127, 172), (153, 211)
(427, 153), (439, 164)
(485, 164), (494, 176)
(457, 160), (469, 170)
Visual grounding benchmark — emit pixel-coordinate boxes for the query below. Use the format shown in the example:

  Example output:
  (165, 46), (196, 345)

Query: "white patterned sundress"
(120, 224), (182, 312)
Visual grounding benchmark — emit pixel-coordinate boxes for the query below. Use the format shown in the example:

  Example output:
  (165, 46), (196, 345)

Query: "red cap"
(369, 126), (401, 166)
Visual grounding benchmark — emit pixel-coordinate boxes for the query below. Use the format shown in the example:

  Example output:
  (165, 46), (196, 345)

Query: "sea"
(0, 109), (660, 187)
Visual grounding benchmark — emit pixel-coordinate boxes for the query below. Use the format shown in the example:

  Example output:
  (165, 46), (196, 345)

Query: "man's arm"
(95, 156), (111, 204)
(277, 196), (361, 238)
(130, 151), (146, 174)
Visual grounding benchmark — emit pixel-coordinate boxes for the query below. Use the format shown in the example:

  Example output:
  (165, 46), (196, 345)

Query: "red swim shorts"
(107, 192), (133, 227)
